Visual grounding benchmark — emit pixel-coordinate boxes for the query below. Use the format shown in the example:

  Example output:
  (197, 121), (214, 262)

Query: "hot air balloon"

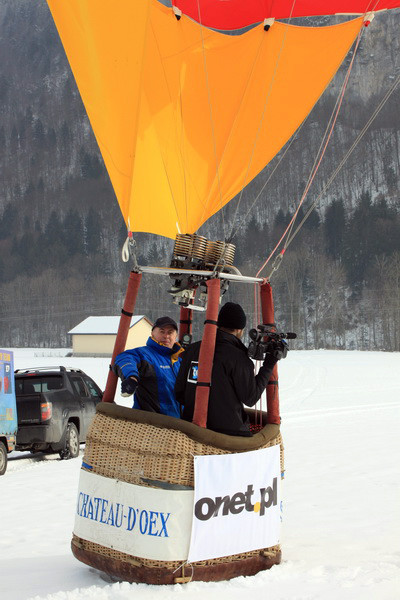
(46, 0), (399, 584)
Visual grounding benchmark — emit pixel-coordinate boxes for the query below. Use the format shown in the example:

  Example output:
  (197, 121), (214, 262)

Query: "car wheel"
(0, 441), (7, 476)
(59, 423), (80, 460)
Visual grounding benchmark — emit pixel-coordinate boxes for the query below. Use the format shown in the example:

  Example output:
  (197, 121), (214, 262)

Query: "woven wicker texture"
(77, 410), (284, 572)
(83, 411), (284, 487)
(72, 534), (281, 570)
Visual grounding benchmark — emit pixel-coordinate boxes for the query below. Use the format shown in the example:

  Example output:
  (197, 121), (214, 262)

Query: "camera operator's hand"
(264, 339), (289, 361)
(121, 377), (138, 397)
(275, 339), (289, 360)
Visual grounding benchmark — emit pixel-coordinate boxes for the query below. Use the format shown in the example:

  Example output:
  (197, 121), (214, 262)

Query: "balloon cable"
(284, 70), (400, 254)
(255, 21), (366, 280)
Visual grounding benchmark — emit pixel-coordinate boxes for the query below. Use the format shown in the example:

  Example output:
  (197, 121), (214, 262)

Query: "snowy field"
(1, 348), (400, 600)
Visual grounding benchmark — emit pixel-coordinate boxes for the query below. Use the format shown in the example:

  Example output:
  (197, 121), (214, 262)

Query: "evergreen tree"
(47, 127), (57, 149)
(85, 207), (102, 255)
(37, 177), (45, 195)
(324, 198), (346, 262)
(33, 118), (45, 147)
(10, 125), (18, 152)
(60, 121), (71, 149)
(24, 180), (35, 200)
(0, 126), (5, 152)
(43, 210), (68, 266)
(18, 116), (27, 148)
(0, 74), (9, 103)
(373, 197), (394, 220)
(13, 232), (41, 275)
(24, 106), (34, 129)
(274, 208), (286, 229)
(63, 209), (85, 257)
(80, 148), (103, 179)
(243, 215), (263, 260)
(344, 192), (372, 284)
(342, 191), (398, 285)
(0, 203), (18, 239)
(303, 207), (320, 231)
(44, 211), (62, 246)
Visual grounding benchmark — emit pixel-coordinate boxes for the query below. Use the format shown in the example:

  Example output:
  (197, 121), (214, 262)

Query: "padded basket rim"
(97, 402), (280, 451)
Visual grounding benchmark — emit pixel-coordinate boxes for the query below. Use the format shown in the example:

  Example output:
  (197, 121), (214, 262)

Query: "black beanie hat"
(217, 302), (246, 330)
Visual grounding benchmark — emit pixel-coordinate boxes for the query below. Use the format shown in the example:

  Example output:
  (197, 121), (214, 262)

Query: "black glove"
(121, 377), (138, 397)
(264, 339), (289, 362)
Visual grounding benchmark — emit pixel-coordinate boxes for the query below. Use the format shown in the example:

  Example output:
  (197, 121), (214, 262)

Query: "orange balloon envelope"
(47, 0), (363, 239)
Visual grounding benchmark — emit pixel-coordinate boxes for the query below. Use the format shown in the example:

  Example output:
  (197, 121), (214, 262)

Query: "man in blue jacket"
(114, 316), (183, 418)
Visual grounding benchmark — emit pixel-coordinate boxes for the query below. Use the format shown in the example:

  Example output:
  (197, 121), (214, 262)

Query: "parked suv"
(14, 366), (102, 459)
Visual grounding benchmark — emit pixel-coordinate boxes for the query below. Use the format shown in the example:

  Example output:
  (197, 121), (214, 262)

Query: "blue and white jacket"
(114, 337), (183, 418)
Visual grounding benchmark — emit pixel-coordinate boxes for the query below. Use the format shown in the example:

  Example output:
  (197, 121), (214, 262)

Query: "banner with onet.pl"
(188, 445), (281, 563)
(74, 469), (194, 561)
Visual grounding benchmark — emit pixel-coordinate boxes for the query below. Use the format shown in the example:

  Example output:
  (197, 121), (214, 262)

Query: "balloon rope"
(284, 70), (400, 252)
(276, 2), (389, 256)
(280, 23), (365, 256)
(256, 22), (365, 279)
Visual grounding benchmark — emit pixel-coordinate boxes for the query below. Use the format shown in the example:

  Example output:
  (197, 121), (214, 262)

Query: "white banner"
(74, 469), (194, 561)
(188, 445), (281, 563)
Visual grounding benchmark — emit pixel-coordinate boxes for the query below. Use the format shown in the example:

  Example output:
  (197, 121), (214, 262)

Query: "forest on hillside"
(0, 1), (399, 351)
(1, 188), (399, 351)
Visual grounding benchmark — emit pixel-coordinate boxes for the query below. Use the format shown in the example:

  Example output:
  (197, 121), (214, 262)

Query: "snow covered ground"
(1, 349), (399, 599)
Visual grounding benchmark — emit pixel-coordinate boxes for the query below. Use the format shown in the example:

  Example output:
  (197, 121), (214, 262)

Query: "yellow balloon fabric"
(46, 0), (150, 223)
(47, 0), (363, 239)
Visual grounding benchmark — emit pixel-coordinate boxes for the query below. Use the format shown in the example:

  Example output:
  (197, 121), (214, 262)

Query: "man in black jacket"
(175, 302), (286, 436)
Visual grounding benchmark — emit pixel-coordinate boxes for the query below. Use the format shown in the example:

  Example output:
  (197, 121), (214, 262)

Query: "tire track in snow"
(283, 400), (400, 423)
(6, 449), (83, 474)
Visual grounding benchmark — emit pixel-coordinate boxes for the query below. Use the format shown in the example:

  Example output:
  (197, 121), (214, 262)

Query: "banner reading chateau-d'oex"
(73, 469), (194, 560)
(73, 445), (281, 562)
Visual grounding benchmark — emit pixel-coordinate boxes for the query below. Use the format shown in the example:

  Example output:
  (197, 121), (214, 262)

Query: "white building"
(68, 316), (153, 357)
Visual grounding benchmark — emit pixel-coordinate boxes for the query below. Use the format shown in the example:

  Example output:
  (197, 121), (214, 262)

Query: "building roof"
(68, 316), (151, 335)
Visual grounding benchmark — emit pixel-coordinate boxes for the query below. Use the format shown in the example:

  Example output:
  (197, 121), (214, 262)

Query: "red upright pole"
(260, 281), (281, 425)
(192, 278), (221, 428)
(102, 271), (142, 403)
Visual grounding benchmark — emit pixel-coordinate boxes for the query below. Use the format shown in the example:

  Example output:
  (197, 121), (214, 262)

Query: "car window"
(42, 377), (63, 391)
(16, 377), (63, 393)
(70, 376), (88, 396)
(82, 376), (102, 398)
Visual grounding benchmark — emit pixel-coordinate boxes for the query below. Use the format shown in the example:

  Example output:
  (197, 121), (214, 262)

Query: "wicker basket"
(72, 403), (283, 584)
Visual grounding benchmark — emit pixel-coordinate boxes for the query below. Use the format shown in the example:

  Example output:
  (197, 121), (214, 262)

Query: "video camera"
(247, 324), (297, 361)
